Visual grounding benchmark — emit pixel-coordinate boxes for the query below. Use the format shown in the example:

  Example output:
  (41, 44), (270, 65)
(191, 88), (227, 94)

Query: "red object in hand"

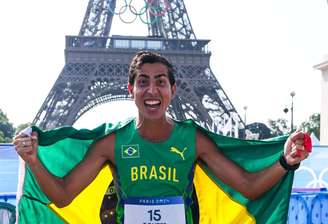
(295, 133), (312, 157)
(303, 133), (312, 153)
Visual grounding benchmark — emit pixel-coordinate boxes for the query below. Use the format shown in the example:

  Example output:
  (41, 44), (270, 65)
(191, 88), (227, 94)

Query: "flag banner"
(17, 119), (292, 224)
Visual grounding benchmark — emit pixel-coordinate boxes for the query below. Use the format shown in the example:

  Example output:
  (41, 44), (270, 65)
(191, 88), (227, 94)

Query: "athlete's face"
(128, 62), (176, 120)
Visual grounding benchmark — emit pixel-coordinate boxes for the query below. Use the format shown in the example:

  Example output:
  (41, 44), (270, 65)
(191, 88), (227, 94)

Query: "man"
(14, 51), (309, 224)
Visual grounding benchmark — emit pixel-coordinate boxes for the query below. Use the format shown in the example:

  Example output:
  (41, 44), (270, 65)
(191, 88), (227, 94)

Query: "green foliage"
(267, 118), (289, 137)
(0, 131), (5, 142)
(300, 113), (320, 139)
(0, 109), (15, 143)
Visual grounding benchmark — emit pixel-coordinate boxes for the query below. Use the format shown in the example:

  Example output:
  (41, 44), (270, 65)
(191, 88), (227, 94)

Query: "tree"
(267, 118), (289, 137)
(0, 131), (5, 143)
(0, 109), (15, 143)
(300, 113), (320, 139)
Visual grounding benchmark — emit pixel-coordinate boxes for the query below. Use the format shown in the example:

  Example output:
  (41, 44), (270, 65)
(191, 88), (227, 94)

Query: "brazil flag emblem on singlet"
(121, 144), (140, 159)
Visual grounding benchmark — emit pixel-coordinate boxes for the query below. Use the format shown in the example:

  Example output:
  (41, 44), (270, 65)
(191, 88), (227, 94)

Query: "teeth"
(145, 100), (160, 105)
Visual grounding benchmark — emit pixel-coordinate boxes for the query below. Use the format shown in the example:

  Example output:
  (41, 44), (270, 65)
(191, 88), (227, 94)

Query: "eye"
(137, 78), (149, 87)
(157, 78), (168, 86)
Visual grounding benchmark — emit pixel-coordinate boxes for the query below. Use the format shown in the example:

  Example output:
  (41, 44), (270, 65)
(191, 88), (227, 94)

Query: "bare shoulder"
(90, 132), (116, 164)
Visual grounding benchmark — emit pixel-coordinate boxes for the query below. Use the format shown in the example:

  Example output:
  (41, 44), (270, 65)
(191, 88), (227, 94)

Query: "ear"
(171, 84), (177, 96)
(127, 83), (134, 98)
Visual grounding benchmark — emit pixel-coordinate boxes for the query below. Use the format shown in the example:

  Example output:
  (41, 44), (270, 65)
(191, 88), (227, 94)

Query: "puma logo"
(170, 147), (188, 160)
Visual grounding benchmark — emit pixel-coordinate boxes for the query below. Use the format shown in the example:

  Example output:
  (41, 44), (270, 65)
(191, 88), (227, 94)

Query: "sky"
(0, 0), (328, 130)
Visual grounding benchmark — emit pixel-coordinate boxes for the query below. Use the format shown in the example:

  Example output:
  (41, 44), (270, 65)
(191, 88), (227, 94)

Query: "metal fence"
(1, 144), (328, 223)
(288, 189), (328, 224)
(1, 190), (328, 224)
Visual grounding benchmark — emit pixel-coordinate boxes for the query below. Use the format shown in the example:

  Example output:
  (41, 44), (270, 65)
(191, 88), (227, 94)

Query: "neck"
(136, 116), (174, 142)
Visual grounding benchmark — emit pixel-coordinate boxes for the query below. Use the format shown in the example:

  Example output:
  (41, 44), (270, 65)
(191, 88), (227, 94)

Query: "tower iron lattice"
(33, 0), (245, 137)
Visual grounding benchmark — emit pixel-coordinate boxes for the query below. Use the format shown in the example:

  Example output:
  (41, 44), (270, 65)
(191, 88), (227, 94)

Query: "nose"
(147, 81), (158, 95)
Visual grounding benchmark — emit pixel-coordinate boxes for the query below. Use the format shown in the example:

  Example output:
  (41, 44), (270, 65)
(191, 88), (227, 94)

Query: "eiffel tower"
(33, 0), (245, 136)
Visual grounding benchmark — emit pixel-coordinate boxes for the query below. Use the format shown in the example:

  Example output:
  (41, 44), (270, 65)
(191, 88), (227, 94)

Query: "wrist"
(279, 154), (300, 171)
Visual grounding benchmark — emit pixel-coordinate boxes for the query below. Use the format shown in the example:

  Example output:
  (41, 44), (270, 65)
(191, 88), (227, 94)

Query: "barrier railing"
(2, 190), (328, 223)
(1, 144), (328, 223)
(287, 189), (328, 224)
(0, 193), (16, 202)
(0, 193), (16, 224)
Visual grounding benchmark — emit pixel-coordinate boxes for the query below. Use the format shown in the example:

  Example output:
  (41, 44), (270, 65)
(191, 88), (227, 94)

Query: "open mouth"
(144, 99), (161, 109)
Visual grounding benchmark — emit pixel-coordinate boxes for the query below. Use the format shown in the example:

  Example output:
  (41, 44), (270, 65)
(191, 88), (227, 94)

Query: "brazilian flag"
(17, 119), (293, 223)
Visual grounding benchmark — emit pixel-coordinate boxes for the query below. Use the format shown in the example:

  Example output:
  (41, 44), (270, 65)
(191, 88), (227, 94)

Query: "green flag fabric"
(17, 119), (292, 224)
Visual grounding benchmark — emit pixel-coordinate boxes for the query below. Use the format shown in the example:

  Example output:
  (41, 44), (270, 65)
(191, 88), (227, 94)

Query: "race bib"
(124, 196), (186, 224)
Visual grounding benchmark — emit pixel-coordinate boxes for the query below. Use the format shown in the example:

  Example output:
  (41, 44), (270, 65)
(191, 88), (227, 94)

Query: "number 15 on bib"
(124, 196), (186, 224)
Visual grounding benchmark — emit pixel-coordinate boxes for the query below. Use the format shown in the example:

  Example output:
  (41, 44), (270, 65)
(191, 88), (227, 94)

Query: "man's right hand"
(13, 131), (39, 164)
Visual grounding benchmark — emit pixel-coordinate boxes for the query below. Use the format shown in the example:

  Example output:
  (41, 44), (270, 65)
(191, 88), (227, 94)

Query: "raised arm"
(13, 131), (115, 207)
(196, 130), (308, 200)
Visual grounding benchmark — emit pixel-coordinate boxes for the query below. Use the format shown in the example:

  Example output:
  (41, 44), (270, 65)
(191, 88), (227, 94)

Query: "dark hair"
(128, 51), (175, 86)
